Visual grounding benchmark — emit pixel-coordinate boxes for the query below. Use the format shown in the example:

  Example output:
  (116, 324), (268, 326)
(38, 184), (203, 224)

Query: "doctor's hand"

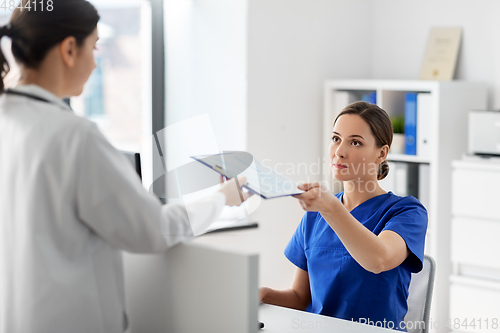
(218, 175), (253, 207)
(294, 182), (340, 213)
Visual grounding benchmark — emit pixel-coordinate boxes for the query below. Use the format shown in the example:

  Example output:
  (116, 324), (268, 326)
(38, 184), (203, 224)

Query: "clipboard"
(191, 152), (304, 199)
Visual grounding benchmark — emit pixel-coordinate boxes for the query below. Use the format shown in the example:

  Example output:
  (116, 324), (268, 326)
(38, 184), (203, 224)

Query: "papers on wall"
(420, 27), (462, 81)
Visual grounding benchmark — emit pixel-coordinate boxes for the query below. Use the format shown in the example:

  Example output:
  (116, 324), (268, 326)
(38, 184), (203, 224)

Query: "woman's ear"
(376, 145), (389, 163)
(58, 36), (78, 68)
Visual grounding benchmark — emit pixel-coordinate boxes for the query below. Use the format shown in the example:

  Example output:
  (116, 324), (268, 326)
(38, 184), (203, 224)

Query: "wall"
(371, 0), (500, 108)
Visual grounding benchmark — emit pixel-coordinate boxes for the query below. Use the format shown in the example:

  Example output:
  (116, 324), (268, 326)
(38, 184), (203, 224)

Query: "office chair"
(404, 255), (436, 333)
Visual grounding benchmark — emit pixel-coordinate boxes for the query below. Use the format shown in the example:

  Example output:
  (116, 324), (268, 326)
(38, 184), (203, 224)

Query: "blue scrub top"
(284, 191), (427, 331)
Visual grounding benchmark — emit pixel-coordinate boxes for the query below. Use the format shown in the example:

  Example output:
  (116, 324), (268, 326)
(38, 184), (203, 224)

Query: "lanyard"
(3, 89), (51, 103)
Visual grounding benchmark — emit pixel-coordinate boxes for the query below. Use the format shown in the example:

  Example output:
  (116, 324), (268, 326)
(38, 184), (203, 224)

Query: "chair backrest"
(404, 255), (436, 333)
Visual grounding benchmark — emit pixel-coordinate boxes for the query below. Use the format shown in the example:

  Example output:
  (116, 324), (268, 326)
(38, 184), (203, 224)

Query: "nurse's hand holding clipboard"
(294, 182), (340, 213)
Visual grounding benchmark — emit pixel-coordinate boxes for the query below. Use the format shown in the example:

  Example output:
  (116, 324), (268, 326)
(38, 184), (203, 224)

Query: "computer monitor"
(121, 151), (142, 180)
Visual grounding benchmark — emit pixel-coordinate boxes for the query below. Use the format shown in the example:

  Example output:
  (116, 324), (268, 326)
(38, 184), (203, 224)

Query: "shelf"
(387, 153), (430, 164)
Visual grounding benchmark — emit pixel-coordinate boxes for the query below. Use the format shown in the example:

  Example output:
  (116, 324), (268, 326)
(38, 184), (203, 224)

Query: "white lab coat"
(0, 85), (226, 333)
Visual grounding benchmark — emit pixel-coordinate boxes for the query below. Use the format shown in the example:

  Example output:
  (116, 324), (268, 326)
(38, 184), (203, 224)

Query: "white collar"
(10, 84), (73, 112)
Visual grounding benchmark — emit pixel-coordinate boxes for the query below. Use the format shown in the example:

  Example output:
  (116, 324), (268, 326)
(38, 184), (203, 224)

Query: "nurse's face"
(67, 27), (99, 96)
(329, 114), (386, 183)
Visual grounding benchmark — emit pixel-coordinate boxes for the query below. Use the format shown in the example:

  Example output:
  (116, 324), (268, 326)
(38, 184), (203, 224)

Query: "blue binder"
(361, 91), (377, 104)
(405, 92), (417, 155)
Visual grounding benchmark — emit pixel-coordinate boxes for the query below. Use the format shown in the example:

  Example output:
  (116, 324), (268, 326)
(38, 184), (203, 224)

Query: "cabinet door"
(450, 282), (500, 333)
(451, 217), (500, 270)
(452, 168), (500, 220)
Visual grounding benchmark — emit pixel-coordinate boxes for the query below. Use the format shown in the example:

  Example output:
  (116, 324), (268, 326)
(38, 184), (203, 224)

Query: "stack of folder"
(404, 92), (432, 158)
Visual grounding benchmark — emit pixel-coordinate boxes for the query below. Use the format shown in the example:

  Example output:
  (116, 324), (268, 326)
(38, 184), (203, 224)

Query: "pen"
(233, 176), (245, 203)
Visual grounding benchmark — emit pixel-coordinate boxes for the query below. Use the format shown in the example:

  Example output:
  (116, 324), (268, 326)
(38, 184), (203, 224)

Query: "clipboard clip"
(213, 165), (230, 180)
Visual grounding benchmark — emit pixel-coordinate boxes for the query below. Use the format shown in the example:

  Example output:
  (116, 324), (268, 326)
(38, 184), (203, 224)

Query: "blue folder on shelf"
(405, 92), (417, 155)
(361, 91), (377, 104)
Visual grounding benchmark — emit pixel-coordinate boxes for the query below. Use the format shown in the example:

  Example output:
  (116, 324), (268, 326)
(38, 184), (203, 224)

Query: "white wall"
(371, 0), (500, 108)
(247, 0), (374, 167)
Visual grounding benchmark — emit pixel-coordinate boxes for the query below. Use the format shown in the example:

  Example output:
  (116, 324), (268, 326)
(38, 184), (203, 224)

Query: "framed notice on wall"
(420, 27), (462, 81)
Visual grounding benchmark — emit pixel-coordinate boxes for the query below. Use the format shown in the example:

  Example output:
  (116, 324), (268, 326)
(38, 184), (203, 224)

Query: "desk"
(259, 304), (394, 333)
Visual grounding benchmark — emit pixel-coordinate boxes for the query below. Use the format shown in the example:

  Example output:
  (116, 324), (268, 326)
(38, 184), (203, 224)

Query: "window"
(72, 0), (152, 154)
(0, 0), (157, 189)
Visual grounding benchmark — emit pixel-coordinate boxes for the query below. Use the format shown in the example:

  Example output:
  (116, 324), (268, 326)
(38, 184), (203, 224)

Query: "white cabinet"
(449, 278), (500, 333)
(323, 80), (488, 333)
(451, 217), (500, 270)
(450, 158), (500, 333)
(452, 163), (500, 220)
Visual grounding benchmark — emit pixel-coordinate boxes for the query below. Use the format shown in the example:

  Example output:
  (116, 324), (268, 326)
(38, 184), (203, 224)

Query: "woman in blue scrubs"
(260, 101), (428, 331)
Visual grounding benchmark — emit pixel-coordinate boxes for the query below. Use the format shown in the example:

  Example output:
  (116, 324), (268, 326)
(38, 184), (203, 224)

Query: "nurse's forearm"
(321, 206), (393, 274)
(260, 287), (310, 311)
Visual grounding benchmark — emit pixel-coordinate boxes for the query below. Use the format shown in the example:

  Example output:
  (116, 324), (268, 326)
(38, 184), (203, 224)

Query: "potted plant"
(390, 115), (405, 154)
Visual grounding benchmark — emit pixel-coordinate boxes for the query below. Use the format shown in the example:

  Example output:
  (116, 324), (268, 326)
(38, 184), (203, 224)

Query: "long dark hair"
(334, 101), (393, 180)
(0, 0), (100, 92)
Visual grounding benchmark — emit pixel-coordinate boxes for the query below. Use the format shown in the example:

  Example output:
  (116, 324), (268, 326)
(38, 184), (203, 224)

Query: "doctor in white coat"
(0, 1), (250, 332)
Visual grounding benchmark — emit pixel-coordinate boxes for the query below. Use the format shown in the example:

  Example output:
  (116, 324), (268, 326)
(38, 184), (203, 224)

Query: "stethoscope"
(3, 89), (51, 103)
(3, 89), (72, 110)
(3, 89), (74, 112)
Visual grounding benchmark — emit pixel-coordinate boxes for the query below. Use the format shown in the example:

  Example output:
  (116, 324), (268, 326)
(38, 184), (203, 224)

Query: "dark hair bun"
(0, 0), (99, 92)
(378, 160), (389, 180)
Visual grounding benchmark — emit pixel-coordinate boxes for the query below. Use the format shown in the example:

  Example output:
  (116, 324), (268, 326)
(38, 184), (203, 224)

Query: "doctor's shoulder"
(66, 114), (110, 146)
(33, 106), (107, 152)
(46, 106), (97, 136)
